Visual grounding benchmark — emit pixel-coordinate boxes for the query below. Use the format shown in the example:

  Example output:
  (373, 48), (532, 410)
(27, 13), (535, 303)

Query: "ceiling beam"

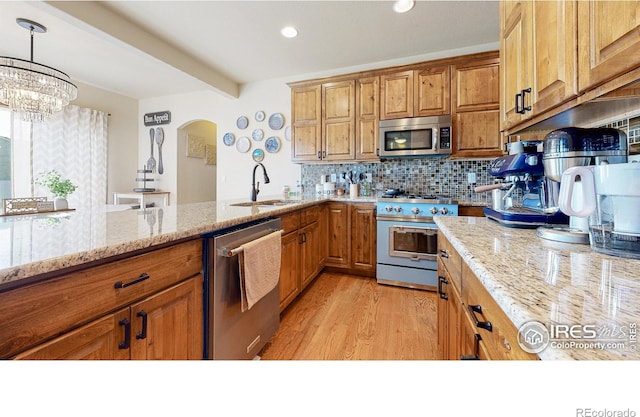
(42, 1), (239, 98)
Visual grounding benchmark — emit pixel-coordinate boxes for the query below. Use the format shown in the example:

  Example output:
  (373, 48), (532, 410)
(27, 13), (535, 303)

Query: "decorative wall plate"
(252, 148), (265, 162)
(265, 136), (281, 153)
(236, 136), (251, 153)
(255, 111), (265, 122)
(236, 116), (249, 130)
(223, 132), (235, 146)
(268, 113), (284, 130)
(284, 125), (291, 141)
(252, 128), (264, 141)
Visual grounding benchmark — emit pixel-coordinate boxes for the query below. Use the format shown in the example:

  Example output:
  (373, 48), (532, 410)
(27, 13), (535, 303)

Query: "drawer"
(301, 205), (320, 226)
(0, 239), (202, 358)
(462, 263), (537, 360)
(438, 233), (461, 291)
(279, 210), (301, 234)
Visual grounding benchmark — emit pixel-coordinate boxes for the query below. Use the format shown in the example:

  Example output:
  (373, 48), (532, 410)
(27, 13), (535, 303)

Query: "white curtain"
(26, 105), (109, 211)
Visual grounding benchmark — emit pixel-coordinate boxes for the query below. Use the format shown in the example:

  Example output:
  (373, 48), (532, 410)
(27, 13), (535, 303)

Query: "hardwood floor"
(259, 272), (439, 360)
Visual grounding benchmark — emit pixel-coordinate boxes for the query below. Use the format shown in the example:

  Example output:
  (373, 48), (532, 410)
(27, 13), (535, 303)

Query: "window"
(0, 107), (11, 203)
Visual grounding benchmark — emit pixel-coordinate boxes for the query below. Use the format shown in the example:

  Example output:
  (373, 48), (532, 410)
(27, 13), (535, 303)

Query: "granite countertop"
(0, 194), (375, 291)
(434, 216), (640, 360)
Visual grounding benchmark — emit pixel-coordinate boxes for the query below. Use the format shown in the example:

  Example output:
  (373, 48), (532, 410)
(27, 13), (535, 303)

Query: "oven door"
(377, 220), (438, 264)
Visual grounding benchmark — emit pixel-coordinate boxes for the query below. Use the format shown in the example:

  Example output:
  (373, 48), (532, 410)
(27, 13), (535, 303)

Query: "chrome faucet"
(251, 163), (271, 201)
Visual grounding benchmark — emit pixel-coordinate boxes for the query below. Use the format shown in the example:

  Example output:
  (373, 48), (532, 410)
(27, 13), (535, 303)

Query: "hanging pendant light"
(0, 18), (78, 123)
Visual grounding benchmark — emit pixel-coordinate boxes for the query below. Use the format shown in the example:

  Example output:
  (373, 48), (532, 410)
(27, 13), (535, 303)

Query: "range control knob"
(430, 207), (438, 215)
(411, 207), (421, 215)
(394, 206), (403, 213)
(440, 207), (449, 215)
(385, 205), (393, 213)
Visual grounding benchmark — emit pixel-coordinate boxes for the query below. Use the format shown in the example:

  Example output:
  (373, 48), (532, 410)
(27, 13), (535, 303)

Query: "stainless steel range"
(376, 191), (459, 290)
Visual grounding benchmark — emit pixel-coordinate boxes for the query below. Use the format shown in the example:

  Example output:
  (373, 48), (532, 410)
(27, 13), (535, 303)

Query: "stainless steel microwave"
(379, 115), (452, 158)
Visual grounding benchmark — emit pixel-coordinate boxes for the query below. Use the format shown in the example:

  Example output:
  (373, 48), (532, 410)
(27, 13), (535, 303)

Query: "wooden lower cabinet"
(279, 230), (301, 311)
(325, 202), (376, 276)
(300, 220), (321, 289)
(14, 274), (203, 360)
(437, 262), (463, 360)
(326, 202), (350, 267)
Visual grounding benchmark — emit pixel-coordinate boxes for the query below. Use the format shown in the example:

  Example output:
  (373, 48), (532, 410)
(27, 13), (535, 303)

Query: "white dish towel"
(238, 230), (281, 312)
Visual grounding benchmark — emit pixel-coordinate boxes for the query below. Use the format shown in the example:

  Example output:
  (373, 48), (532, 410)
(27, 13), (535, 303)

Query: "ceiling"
(0, 1), (499, 100)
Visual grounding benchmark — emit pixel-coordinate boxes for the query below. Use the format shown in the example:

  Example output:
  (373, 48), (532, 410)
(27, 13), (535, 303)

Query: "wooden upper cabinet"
(291, 84), (322, 161)
(453, 55), (502, 158)
(380, 70), (414, 119)
(500, 0), (579, 132)
(355, 76), (379, 160)
(322, 80), (355, 161)
(578, 1), (640, 92)
(415, 65), (451, 116)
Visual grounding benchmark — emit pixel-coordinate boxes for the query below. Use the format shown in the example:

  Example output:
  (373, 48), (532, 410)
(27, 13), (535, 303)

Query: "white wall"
(138, 77), (301, 202)
(177, 120), (217, 204)
(73, 81), (138, 203)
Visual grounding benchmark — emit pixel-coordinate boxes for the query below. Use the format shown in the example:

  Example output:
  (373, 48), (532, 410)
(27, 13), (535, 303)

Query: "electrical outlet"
(330, 173), (337, 182)
(467, 172), (476, 184)
(365, 173), (373, 183)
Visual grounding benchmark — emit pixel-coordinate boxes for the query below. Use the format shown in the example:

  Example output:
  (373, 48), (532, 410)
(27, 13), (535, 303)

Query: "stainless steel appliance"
(559, 162), (640, 259)
(537, 127), (628, 243)
(379, 115), (452, 158)
(479, 141), (569, 228)
(376, 191), (458, 290)
(202, 218), (281, 359)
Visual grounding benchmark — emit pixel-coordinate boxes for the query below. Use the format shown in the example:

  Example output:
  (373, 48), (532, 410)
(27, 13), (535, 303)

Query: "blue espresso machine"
(483, 142), (569, 228)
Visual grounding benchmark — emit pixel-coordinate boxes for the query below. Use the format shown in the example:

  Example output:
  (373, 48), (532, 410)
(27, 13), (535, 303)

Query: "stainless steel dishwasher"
(201, 218), (281, 359)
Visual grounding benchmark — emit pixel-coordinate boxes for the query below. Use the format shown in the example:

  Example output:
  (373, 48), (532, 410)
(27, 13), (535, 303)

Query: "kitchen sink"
(230, 199), (300, 207)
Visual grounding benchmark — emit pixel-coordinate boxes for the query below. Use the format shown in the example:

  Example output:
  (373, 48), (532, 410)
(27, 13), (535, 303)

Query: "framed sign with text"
(144, 111), (171, 126)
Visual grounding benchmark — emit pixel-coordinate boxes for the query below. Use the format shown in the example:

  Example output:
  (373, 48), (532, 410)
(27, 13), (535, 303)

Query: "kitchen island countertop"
(434, 216), (640, 360)
(0, 194), (375, 291)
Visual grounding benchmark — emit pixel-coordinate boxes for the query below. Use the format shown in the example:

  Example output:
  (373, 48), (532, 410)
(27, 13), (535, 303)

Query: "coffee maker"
(480, 141), (569, 228)
(536, 127), (628, 243)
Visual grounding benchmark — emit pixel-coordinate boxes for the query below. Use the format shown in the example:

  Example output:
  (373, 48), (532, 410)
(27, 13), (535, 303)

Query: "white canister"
(323, 182), (335, 195)
(315, 184), (323, 194)
(350, 183), (359, 197)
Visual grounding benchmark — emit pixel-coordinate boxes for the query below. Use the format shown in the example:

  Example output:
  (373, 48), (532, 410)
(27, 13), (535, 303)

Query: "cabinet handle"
(376, 148), (380, 157)
(118, 318), (131, 350)
(521, 88), (532, 112)
(468, 305), (493, 332)
(136, 310), (148, 340)
(461, 334), (482, 360)
(302, 232), (307, 243)
(437, 275), (448, 300)
(515, 92), (524, 114)
(317, 151), (322, 159)
(322, 151), (326, 158)
(114, 273), (150, 289)
(439, 249), (449, 259)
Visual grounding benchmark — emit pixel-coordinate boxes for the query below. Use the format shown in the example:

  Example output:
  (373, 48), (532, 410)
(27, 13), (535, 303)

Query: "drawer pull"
(136, 310), (148, 340)
(114, 273), (150, 289)
(469, 305), (493, 332)
(118, 318), (130, 350)
(437, 275), (448, 300)
(439, 249), (449, 259)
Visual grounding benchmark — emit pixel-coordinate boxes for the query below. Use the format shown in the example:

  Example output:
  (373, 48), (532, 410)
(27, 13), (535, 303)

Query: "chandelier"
(0, 18), (78, 123)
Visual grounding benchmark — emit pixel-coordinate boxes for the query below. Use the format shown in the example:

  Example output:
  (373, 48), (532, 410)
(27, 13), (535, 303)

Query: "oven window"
(392, 227), (437, 255)
(383, 128), (434, 151)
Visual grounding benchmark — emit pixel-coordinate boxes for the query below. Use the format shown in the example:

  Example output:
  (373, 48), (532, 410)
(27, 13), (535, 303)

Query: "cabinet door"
(500, 0), (532, 131)
(326, 202), (349, 267)
(415, 65), (451, 116)
(318, 203), (329, 266)
(380, 70), (414, 120)
(436, 270), (449, 360)
(531, 0), (578, 114)
(356, 76), (380, 160)
(279, 231), (301, 312)
(446, 280), (463, 361)
(322, 80), (355, 161)
(349, 203), (376, 272)
(291, 85), (322, 161)
(14, 308), (130, 360)
(461, 307), (490, 360)
(130, 275), (203, 360)
(454, 110), (501, 158)
(300, 221), (320, 289)
(578, 1), (640, 92)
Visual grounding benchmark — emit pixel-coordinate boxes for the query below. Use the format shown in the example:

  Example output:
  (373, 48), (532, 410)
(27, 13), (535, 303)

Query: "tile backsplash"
(301, 157), (495, 203)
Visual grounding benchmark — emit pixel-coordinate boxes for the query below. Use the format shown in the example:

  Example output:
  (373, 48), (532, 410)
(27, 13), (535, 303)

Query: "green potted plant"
(35, 170), (78, 210)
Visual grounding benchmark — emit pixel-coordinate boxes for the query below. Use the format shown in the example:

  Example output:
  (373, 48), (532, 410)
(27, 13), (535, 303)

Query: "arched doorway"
(176, 119), (217, 204)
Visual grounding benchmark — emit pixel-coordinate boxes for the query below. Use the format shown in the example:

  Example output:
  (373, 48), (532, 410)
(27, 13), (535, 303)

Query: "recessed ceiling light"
(281, 26), (298, 38)
(393, 0), (415, 13)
